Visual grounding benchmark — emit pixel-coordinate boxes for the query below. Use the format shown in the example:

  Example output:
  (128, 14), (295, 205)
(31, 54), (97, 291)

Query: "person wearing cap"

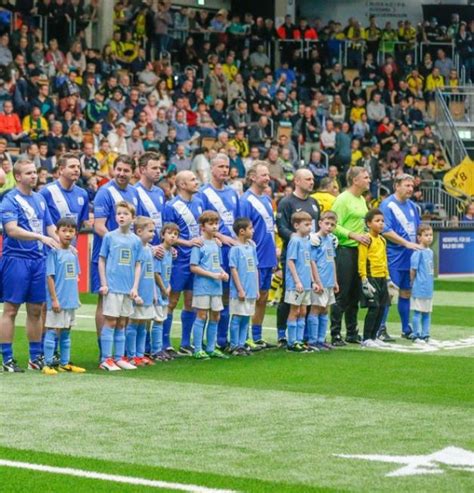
(85, 90), (109, 127)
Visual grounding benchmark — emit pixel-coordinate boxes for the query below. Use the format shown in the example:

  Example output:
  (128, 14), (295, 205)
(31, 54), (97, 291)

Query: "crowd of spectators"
(0, 1), (472, 219)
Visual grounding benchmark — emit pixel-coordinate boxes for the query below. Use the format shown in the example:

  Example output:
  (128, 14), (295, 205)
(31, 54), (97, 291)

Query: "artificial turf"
(1, 280), (473, 492)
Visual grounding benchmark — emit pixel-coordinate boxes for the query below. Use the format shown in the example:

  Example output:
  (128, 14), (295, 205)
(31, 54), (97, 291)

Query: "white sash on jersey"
(14, 194), (43, 250)
(247, 194), (274, 233)
(203, 187), (235, 237)
(48, 183), (78, 223)
(173, 199), (199, 238)
(108, 185), (124, 204)
(387, 201), (416, 241)
(137, 186), (162, 234)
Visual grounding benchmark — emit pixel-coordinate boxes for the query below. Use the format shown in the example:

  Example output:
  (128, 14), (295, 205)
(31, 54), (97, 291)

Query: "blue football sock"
(114, 329), (125, 360)
(230, 315), (240, 349)
(207, 320), (218, 353)
(136, 324), (147, 358)
(239, 316), (250, 348)
(287, 320), (297, 346)
(145, 329), (151, 355)
(412, 310), (421, 338)
(0, 343), (13, 362)
(192, 318), (206, 353)
(306, 314), (319, 345)
(41, 332), (46, 352)
(398, 297), (411, 334)
(318, 314), (329, 343)
(252, 324), (262, 342)
(100, 327), (114, 361)
(29, 341), (42, 361)
(97, 337), (102, 360)
(162, 313), (173, 348)
(125, 323), (138, 358)
(277, 328), (286, 340)
(296, 317), (305, 343)
(59, 330), (71, 366)
(43, 330), (56, 365)
(421, 312), (431, 339)
(151, 321), (163, 354)
(181, 310), (195, 347)
(217, 305), (229, 348)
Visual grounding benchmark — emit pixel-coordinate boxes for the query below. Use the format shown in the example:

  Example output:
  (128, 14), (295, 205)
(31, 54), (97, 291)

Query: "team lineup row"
(0, 152), (430, 372)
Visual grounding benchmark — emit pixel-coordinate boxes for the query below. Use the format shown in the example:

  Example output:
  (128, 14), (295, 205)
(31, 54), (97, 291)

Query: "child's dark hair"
(199, 210), (219, 226)
(56, 217), (77, 231)
(233, 217), (251, 236)
(320, 210), (338, 222)
(417, 224), (433, 236)
(161, 222), (180, 237)
(291, 211), (312, 226)
(365, 208), (384, 225)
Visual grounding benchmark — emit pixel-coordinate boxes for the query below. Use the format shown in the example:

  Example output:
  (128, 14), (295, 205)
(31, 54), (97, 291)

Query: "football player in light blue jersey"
(228, 218), (260, 355)
(380, 174), (422, 339)
(135, 152), (166, 247)
(125, 216), (157, 367)
(151, 223), (179, 361)
(284, 212), (316, 351)
(0, 159), (58, 373)
(40, 153), (89, 231)
(43, 217), (85, 375)
(189, 211), (229, 360)
(410, 225), (434, 342)
(240, 162), (278, 348)
(92, 155), (142, 357)
(162, 170), (204, 356)
(198, 153), (240, 350)
(308, 211), (339, 351)
(98, 201), (142, 371)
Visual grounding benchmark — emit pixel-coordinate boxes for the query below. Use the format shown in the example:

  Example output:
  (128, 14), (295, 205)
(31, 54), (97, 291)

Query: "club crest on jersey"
(78, 197), (85, 206)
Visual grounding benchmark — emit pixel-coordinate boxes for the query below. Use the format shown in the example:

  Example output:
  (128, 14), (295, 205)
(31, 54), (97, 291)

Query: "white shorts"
(229, 298), (256, 317)
(411, 297), (433, 313)
(154, 305), (168, 322)
(103, 293), (134, 318)
(45, 309), (76, 329)
(284, 290), (311, 306)
(311, 287), (336, 307)
(131, 304), (155, 320)
(192, 295), (224, 312)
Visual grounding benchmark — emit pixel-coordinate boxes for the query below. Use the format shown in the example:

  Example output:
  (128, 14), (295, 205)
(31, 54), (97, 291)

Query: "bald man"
(162, 170), (204, 356)
(276, 169), (321, 346)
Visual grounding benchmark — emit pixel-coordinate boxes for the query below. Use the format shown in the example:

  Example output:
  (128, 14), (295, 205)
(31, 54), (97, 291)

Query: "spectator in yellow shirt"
(350, 139), (363, 166)
(95, 139), (117, 179)
(222, 54), (239, 81)
(311, 177), (339, 212)
(22, 107), (49, 142)
(407, 69), (424, 98)
(425, 67), (445, 100)
(350, 98), (367, 124)
(404, 144), (422, 170)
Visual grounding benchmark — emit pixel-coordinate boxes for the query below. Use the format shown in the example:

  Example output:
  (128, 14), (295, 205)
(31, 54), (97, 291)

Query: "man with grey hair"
(379, 173), (422, 340)
(0, 159), (59, 372)
(330, 166), (371, 346)
(198, 153), (240, 349)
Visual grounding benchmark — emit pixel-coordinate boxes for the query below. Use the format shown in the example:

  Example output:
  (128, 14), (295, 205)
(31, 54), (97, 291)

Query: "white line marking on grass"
(0, 459), (239, 493)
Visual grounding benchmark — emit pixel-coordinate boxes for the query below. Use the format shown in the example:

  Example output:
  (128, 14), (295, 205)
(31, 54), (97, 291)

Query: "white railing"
(420, 180), (468, 221)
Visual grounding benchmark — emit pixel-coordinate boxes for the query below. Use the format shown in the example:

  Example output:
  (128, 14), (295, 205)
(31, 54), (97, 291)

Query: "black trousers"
(277, 259), (290, 333)
(330, 246), (360, 340)
(361, 277), (390, 340)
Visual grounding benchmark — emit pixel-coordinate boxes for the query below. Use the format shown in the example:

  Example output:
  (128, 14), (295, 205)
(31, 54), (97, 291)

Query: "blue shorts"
(1, 256), (46, 304)
(170, 262), (194, 292)
(259, 267), (273, 291)
(91, 262), (100, 294)
(389, 268), (411, 291)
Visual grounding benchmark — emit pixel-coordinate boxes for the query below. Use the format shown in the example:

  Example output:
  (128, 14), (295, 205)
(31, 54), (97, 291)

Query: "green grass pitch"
(1, 280), (473, 492)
